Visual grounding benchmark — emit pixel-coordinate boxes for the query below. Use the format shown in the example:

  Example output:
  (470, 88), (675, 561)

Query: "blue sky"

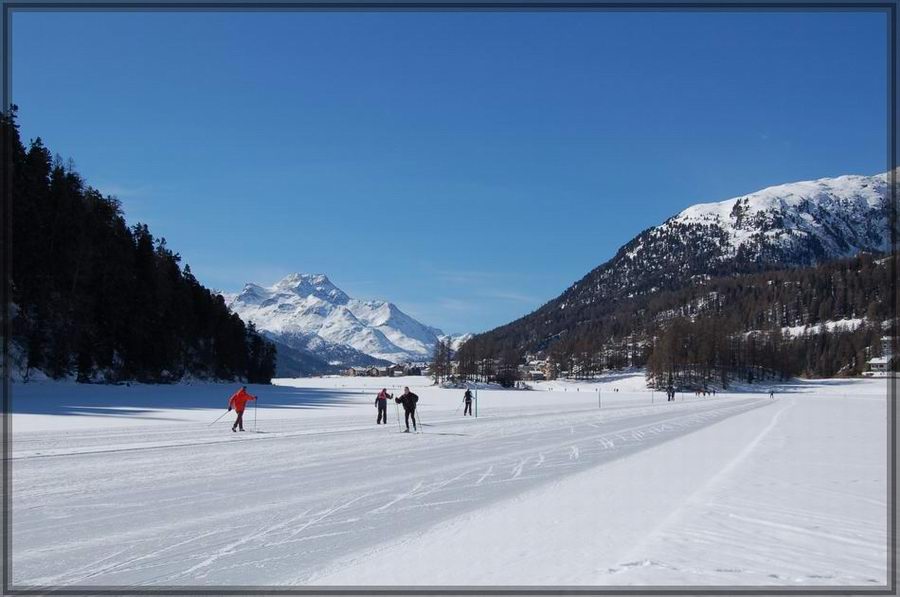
(11, 10), (887, 334)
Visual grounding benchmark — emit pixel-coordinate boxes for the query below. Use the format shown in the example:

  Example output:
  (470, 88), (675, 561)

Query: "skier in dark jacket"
(463, 389), (473, 416)
(395, 386), (419, 432)
(375, 388), (391, 424)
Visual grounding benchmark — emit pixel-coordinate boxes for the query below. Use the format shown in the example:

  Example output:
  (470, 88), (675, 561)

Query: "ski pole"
(254, 395), (259, 432)
(207, 409), (230, 427)
(395, 400), (401, 431)
(453, 396), (466, 415)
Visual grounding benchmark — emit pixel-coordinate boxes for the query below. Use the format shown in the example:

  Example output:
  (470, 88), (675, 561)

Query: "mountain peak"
(228, 273), (452, 365)
(270, 273), (349, 304)
(675, 172), (886, 226)
(274, 272), (333, 289)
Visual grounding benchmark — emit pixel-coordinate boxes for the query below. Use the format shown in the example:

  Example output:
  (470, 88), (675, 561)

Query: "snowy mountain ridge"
(560, 172), (889, 310)
(227, 274), (456, 365)
(668, 173), (887, 261)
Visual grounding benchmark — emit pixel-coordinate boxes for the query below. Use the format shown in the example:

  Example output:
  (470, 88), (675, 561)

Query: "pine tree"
(3, 107), (277, 384)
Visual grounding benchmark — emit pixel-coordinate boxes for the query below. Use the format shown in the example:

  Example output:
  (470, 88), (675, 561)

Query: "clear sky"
(11, 9), (887, 334)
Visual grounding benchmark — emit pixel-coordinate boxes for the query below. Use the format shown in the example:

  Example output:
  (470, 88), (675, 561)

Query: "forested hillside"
(459, 172), (888, 365)
(459, 253), (896, 385)
(4, 107), (276, 383)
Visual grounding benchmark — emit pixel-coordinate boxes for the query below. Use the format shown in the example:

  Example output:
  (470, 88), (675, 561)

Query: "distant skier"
(770, 390), (775, 400)
(227, 385), (257, 432)
(396, 386), (419, 432)
(375, 388), (392, 424)
(463, 389), (473, 416)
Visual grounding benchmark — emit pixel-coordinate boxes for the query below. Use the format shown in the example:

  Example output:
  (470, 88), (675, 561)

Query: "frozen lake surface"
(9, 373), (889, 588)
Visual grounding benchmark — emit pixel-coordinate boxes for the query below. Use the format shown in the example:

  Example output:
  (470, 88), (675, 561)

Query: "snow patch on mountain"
(742, 317), (869, 340)
(227, 274), (449, 364)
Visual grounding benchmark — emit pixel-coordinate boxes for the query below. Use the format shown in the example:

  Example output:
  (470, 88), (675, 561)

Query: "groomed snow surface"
(10, 373), (889, 588)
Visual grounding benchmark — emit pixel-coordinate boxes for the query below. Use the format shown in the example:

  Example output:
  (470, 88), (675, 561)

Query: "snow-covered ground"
(9, 373), (889, 588)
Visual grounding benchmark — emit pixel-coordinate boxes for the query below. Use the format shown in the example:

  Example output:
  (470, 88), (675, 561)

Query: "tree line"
(457, 253), (896, 386)
(431, 339), (453, 384)
(4, 107), (277, 383)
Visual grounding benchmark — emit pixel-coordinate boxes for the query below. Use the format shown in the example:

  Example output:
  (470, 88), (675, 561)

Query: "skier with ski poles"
(395, 386), (419, 433)
(227, 385), (257, 432)
(453, 392), (466, 415)
(463, 388), (473, 416)
(375, 388), (392, 425)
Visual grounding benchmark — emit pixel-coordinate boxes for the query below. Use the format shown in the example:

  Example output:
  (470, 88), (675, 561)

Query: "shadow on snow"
(10, 383), (363, 419)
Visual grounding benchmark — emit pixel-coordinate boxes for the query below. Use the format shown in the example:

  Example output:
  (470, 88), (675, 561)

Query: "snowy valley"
(9, 373), (889, 588)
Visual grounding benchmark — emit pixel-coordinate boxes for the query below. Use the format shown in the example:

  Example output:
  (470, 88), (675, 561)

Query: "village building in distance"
(866, 336), (895, 375)
(343, 363), (427, 377)
(342, 355), (554, 383)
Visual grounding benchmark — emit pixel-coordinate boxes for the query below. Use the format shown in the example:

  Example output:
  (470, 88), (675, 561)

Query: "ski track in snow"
(11, 392), (772, 587)
(598, 392), (888, 586)
(609, 397), (795, 571)
(307, 389), (887, 587)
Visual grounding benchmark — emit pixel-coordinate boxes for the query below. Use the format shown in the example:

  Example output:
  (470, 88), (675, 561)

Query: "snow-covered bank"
(8, 374), (890, 588)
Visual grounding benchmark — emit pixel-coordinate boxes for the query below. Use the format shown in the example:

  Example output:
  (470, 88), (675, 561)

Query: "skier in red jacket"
(228, 386), (256, 432)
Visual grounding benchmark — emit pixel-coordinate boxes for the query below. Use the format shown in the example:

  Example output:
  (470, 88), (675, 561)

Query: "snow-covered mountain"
(559, 172), (889, 309)
(464, 172), (890, 354)
(227, 274), (450, 365)
(440, 333), (474, 352)
(672, 173), (886, 262)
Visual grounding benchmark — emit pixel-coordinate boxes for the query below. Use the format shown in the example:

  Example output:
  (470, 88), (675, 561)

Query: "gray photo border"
(0, 1), (896, 594)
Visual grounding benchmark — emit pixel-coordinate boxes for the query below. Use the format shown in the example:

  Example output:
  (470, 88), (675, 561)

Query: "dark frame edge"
(0, 2), (896, 596)
(2, 1), (12, 596)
